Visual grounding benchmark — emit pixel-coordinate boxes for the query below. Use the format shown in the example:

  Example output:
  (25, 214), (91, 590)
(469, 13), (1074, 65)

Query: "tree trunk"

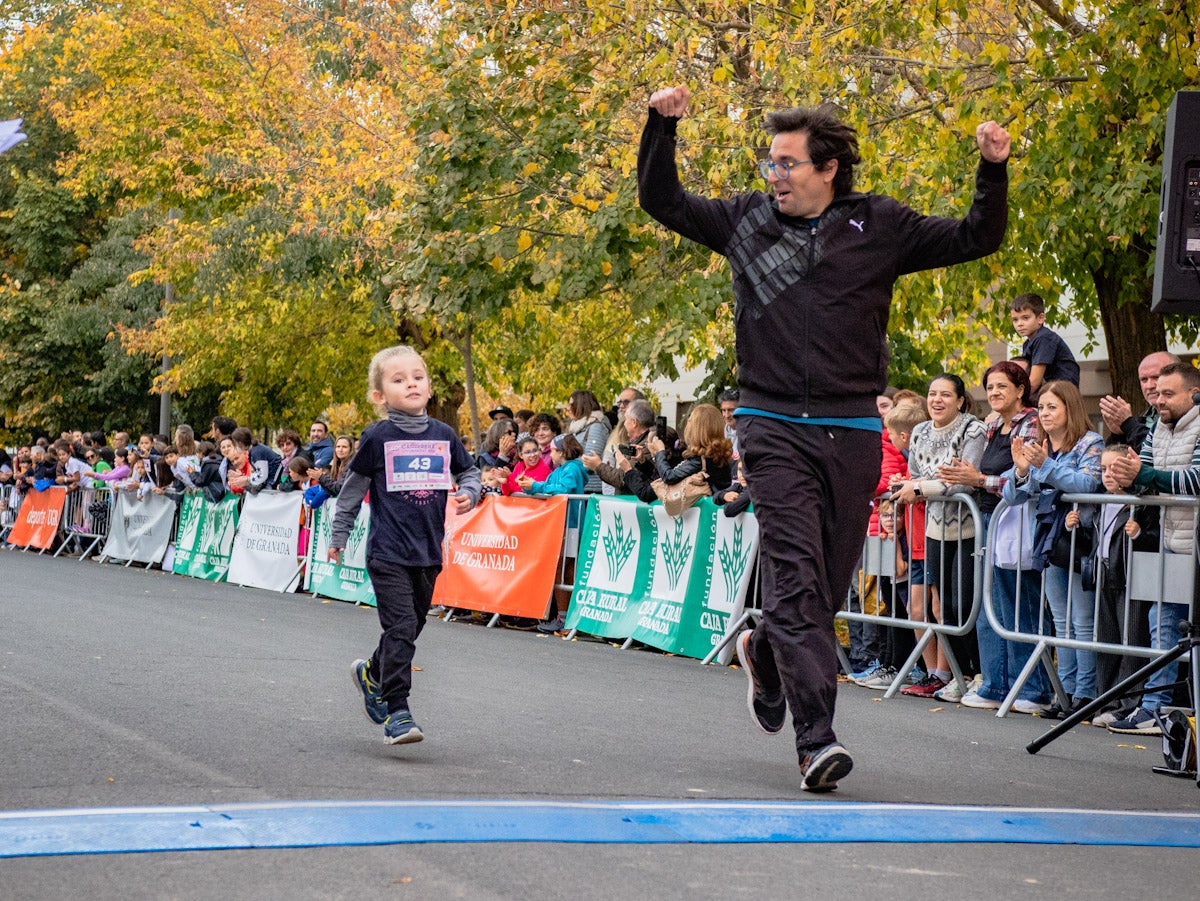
(427, 380), (465, 432)
(463, 325), (482, 447)
(395, 316), (465, 432)
(1093, 249), (1167, 405)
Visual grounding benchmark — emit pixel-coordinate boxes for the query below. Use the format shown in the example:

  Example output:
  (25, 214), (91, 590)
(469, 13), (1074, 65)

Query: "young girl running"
(329, 346), (481, 745)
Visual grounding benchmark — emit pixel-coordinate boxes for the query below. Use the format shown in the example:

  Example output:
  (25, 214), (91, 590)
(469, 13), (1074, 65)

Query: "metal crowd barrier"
(0, 482), (21, 541)
(55, 483), (113, 561)
(837, 493), (985, 697)
(983, 492), (1199, 717)
(701, 552), (763, 665)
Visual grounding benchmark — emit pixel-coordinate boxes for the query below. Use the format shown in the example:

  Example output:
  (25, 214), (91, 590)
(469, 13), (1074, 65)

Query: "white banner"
(101, 491), (176, 564)
(227, 490), (305, 592)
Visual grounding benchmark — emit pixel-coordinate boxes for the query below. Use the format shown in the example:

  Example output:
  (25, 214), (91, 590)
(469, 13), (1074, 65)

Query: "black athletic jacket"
(638, 109), (1008, 420)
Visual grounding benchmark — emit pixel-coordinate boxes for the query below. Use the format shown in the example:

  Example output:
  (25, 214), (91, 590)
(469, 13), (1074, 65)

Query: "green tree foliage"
(1, 0), (1197, 444)
(0, 8), (161, 440)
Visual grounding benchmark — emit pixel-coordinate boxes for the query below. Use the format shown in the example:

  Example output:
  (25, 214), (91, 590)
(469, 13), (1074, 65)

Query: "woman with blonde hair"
(645, 403), (734, 494)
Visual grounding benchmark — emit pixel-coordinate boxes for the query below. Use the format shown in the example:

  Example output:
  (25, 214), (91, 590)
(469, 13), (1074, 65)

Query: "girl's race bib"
(383, 440), (452, 492)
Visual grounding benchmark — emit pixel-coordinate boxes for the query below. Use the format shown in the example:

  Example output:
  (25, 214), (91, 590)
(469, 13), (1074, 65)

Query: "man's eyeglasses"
(757, 159), (814, 180)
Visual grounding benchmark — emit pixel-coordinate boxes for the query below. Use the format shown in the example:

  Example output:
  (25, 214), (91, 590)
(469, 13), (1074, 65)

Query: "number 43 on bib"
(383, 440), (452, 492)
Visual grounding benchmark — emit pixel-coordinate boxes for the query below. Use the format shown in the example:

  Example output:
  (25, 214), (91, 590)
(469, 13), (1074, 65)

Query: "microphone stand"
(1027, 622), (1199, 787)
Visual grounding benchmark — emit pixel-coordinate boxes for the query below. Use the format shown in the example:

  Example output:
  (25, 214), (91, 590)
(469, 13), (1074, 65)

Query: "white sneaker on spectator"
(1091, 710), (1121, 729)
(959, 689), (1001, 710)
(933, 680), (963, 703)
(860, 666), (898, 690)
(850, 660), (882, 685)
(1010, 699), (1052, 715)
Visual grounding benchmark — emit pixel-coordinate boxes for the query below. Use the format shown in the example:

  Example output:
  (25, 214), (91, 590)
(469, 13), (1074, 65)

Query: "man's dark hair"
(764, 105), (861, 197)
(211, 416), (238, 439)
(1159, 361), (1200, 391)
(718, 387), (740, 404)
(1010, 292), (1045, 316)
(230, 426), (257, 449)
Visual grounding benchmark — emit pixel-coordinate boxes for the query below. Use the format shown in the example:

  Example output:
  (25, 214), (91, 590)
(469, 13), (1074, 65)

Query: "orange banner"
(433, 494), (568, 618)
(8, 487), (66, 549)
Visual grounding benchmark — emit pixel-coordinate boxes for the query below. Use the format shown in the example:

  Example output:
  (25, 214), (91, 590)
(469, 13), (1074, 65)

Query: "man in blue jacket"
(638, 85), (1010, 792)
(305, 420), (335, 469)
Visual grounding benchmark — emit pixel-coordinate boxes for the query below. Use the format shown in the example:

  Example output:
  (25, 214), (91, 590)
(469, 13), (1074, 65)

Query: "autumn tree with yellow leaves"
(1, 0), (1197, 440)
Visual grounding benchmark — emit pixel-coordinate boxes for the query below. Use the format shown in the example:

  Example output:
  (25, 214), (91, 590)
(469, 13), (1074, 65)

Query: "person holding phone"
(646, 403), (734, 495)
(583, 398), (660, 500)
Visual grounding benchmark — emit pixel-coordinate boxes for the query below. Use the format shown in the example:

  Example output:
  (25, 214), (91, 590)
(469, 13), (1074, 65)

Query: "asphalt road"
(1, 550), (1197, 900)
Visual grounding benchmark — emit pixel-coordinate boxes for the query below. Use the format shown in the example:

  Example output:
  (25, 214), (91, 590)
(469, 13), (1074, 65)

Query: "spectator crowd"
(1, 293), (1195, 736)
(846, 293), (1195, 739)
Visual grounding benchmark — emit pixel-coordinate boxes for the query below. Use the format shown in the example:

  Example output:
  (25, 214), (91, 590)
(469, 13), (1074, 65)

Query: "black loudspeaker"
(1152, 90), (1200, 314)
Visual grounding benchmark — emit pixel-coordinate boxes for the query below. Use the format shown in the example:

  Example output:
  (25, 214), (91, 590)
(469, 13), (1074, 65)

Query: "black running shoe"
(736, 630), (786, 734)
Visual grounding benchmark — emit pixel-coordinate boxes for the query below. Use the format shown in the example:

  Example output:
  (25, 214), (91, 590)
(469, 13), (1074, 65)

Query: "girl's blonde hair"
(367, 345), (427, 414)
(884, 403), (928, 435)
(682, 403), (733, 465)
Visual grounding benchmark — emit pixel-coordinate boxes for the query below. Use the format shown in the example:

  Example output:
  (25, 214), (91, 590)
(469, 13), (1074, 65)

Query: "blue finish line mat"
(3, 800), (1199, 858)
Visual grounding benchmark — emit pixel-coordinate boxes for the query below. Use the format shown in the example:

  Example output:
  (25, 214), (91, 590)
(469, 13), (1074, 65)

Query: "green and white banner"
(565, 496), (652, 638)
(567, 497), (759, 661)
(305, 497), (376, 607)
(171, 493), (240, 581)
